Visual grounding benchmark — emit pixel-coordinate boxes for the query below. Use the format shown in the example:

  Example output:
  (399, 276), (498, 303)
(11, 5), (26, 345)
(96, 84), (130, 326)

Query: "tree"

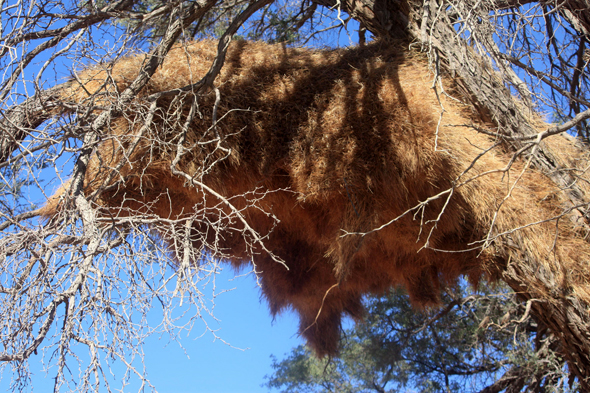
(329, 1), (590, 386)
(266, 285), (575, 393)
(1, 0), (590, 391)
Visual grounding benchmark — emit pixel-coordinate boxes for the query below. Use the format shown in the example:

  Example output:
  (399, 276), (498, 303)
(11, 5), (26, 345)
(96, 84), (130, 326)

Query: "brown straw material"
(41, 40), (590, 356)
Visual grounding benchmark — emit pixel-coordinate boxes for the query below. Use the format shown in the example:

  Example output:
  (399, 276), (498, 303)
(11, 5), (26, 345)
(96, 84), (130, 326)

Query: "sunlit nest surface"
(40, 39), (590, 356)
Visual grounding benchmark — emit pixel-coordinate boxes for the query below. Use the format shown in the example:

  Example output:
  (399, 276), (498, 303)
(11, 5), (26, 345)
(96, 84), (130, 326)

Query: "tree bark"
(310, 0), (590, 387)
(0, 85), (65, 166)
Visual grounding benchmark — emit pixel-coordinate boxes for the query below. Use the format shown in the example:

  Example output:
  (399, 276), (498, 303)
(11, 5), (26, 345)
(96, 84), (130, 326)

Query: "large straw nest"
(43, 39), (590, 355)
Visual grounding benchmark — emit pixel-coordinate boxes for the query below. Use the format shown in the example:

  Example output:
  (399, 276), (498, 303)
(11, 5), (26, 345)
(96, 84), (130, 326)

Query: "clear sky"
(134, 269), (306, 393)
(2, 267), (307, 393)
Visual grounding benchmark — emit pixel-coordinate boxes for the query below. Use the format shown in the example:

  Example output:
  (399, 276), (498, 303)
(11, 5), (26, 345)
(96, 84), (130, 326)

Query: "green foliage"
(265, 285), (576, 393)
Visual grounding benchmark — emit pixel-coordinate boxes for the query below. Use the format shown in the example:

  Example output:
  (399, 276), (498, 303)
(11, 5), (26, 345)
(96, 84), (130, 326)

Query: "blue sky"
(130, 269), (306, 393)
(0, 267), (306, 392)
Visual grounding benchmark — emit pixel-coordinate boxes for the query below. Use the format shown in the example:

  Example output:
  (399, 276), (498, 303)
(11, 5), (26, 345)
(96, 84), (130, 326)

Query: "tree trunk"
(311, 0), (590, 387)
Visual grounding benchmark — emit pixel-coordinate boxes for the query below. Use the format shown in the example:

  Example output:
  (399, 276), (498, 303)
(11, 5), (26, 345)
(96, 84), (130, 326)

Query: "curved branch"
(0, 83), (67, 166)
